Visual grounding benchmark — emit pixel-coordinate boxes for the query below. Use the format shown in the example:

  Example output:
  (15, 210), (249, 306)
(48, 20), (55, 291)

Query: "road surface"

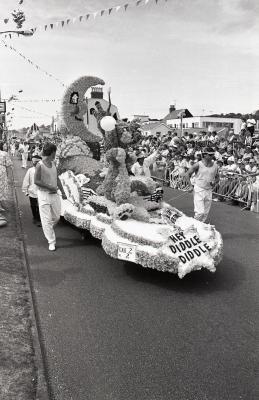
(13, 158), (258, 400)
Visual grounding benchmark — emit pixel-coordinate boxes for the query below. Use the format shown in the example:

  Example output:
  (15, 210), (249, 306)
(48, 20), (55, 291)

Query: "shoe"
(48, 243), (56, 251)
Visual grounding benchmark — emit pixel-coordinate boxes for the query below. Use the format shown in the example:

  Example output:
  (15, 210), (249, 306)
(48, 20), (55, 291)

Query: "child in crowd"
(22, 155), (42, 227)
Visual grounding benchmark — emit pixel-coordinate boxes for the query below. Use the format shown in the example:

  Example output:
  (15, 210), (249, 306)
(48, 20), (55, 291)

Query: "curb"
(11, 167), (53, 400)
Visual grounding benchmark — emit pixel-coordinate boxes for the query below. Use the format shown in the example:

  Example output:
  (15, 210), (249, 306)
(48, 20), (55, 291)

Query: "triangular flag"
(93, 12), (98, 19)
(44, 25), (48, 30)
(4, 19), (9, 24)
(115, 6), (121, 12)
(108, 8), (113, 14)
(72, 17), (77, 24)
(67, 19), (70, 24)
(9, 34), (12, 38)
(79, 15), (83, 22)
(56, 21), (59, 27)
(101, 10), (105, 16)
(50, 23), (54, 29)
(86, 14), (90, 20)
(61, 21), (65, 27)
(124, 4), (129, 11)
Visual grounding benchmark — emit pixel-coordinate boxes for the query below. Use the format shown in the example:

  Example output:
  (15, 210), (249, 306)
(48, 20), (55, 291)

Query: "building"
(141, 121), (172, 137)
(163, 105), (193, 122)
(162, 104), (242, 135)
(133, 115), (150, 123)
(166, 115), (242, 134)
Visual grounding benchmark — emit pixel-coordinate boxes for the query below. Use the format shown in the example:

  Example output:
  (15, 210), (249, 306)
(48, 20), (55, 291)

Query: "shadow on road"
(123, 256), (245, 295)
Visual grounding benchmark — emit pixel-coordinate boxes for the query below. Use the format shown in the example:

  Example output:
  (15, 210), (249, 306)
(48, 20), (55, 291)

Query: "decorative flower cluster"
(111, 203), (135, 220)
(88, 195), (116, 215)
(111, 220), (165, 248)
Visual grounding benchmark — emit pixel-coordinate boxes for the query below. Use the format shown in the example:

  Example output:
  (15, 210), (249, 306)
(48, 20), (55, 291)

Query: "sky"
(0, 0), (259, 129)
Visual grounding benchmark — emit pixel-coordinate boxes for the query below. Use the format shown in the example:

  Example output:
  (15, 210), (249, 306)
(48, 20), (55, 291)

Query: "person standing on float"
(186, 147), (219, 222)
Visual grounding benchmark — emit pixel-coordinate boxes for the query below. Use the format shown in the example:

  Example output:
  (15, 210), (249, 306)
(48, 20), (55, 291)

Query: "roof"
(141, 121), (168, 131)
(163, 108), (193, 121)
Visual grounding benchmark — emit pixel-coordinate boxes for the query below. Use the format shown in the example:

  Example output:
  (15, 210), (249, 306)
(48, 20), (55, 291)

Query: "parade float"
(56, 76), (223, 278)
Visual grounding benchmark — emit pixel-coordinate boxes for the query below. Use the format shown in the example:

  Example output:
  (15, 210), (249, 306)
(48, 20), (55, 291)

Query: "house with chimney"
(163, 105), (193, 124)
(164, 105), (242, 135)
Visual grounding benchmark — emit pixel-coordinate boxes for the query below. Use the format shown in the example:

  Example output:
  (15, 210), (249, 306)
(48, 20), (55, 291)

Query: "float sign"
(118, 243), (136, 262)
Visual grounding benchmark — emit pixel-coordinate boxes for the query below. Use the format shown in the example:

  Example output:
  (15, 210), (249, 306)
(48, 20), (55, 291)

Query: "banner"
(2, 0), (170, 37)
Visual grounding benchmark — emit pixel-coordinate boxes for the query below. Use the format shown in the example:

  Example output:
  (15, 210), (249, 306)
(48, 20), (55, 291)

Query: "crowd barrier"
(152, 169), (259, 212)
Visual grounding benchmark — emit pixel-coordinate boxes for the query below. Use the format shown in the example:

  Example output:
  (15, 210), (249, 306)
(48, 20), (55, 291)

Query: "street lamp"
(0, 30), (34, 37)
(177, 110), (186, 137)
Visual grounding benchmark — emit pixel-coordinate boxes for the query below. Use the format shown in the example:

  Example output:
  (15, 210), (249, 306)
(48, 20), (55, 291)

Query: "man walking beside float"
(186, 146), (219, 222)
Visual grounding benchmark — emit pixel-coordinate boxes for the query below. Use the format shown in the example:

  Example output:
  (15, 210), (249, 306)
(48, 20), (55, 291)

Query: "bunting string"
(2, 0), (169, 38)
(1, 39), (66, 88)
(13, 99), (61, 102)
(15, 105), (53, 117)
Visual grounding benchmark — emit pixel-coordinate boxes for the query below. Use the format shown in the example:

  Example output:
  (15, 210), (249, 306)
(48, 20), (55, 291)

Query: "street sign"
(0, 102), (6, 113)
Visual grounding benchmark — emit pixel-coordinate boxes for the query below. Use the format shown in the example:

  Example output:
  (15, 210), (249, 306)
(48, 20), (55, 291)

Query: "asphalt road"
(13, 158), (258, 400)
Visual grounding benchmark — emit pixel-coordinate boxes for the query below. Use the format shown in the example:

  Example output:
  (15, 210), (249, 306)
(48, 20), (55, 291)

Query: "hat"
(137, 151), (146, 159)
(203, 147), (214, 155)
(31, 154), (42, 160)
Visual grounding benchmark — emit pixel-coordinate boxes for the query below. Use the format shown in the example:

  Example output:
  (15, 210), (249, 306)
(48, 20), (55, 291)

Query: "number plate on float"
(117, 243), (136, 262)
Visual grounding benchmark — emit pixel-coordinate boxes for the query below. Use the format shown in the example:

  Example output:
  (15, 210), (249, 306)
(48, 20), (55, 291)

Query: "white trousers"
(38, 191), (61, 245)
(193, 188), (212, 222)
(22, 152), (28, 168)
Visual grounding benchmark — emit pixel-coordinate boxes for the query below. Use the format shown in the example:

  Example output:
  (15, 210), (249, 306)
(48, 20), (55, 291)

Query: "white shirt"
(23, 144), (29, 154)
(131, 151), (158, 177)
(22, 166), (38, 198)
(241, 122), (247, 130)
(247, 118), (256, 128)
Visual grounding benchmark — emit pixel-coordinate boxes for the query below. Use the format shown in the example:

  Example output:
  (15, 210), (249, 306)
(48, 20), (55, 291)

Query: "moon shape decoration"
(61, 76), (105, 143)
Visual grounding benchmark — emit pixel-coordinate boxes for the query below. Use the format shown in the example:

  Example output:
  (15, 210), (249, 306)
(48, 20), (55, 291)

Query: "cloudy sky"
(0, 0), (258, 129)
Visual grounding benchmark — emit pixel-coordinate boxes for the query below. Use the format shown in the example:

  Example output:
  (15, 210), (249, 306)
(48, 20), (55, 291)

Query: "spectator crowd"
(133, 116), (259, 211)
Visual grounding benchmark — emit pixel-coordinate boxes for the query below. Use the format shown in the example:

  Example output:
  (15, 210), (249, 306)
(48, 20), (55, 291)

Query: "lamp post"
(178, 110), (186, 137)
(0, 30), (34, 37)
